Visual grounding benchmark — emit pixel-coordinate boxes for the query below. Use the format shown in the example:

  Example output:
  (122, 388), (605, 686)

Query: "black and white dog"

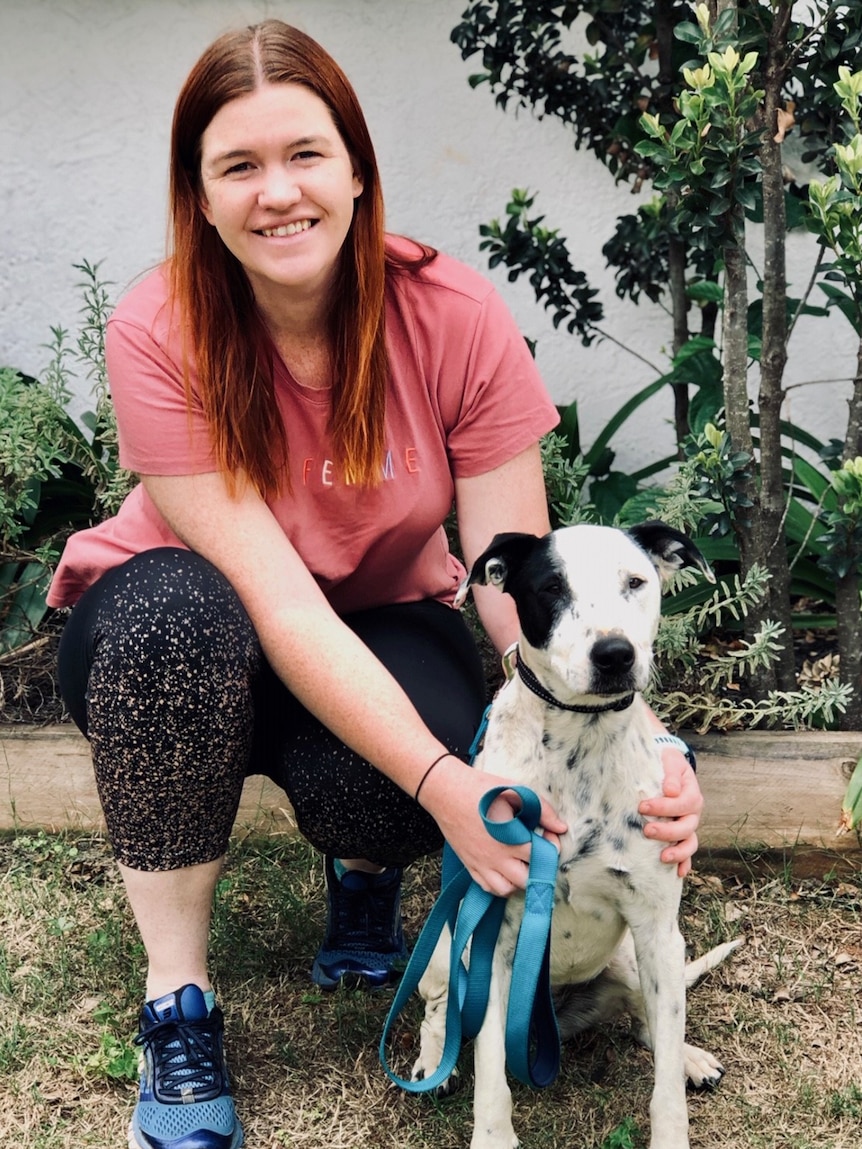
(412, 522), (740, 1149)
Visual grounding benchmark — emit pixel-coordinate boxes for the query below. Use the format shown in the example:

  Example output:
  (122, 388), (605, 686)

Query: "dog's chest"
(478, 692), (675, 984)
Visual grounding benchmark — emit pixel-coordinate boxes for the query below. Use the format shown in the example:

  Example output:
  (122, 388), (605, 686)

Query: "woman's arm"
(454, 442), (551, 655)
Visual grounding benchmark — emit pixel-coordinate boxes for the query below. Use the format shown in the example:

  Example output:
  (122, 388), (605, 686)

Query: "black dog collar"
(516, 657), (635, 714)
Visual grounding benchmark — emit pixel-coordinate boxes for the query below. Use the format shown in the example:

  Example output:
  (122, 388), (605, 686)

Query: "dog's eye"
(540, 577), (564, 596)
(628, 577), (645, 590)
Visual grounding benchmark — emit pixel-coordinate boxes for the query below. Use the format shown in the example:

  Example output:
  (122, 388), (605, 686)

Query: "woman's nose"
(258, 165), (302, 208)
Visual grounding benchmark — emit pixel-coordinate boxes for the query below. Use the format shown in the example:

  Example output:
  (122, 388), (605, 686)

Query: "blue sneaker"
(311, 857), (408, 990)
(129, 984), (243, 1149)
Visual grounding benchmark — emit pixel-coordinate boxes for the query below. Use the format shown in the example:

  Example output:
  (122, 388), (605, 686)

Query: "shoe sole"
(128, 1118), (244, 1149)
(312, 969), (391, 991)
(311, 958), (406, 992)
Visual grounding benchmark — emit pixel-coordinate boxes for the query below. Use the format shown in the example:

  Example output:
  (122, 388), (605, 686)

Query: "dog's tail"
(685, 938), (744, 988)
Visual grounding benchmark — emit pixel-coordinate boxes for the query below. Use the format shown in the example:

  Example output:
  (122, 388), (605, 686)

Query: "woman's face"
(198, 82), (363, 308)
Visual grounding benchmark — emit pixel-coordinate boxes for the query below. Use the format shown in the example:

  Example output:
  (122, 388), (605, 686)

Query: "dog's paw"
(410, 1061), (460, 1098)
(684, 1042), (725, 1089)
(470, 1131), (519, 1149)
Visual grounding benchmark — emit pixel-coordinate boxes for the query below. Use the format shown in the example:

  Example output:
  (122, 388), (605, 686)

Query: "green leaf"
(840, 755), (862, 833)
(713, 6), (739, 36)
(819, 281), (862, 334)
(557, 402), (581, 461)
(674, 22), (703, 45)
(672, 335), (718, 364)
(789, 558), (838, 603)
(669, 120), (691, 148)
(687, 280), (724, 303)
(688, 381), (724, 433)
(784, 497), (828, 555)
(774, 420), (825, 457)
(0, 561), (51, 655)
(590, 471), (639, 524)
(635, 139), (672, 162)
(736, 183), (759, 211)
(792, 456), (838, 512)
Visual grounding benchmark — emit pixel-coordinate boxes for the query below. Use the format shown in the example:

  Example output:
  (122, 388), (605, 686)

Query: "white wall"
(1, 0), (856, 475)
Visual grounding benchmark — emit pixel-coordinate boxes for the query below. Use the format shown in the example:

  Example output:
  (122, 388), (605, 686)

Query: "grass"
(0, 829), (860, 1148)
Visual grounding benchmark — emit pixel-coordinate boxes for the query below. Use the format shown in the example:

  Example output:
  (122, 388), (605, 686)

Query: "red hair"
(168, 20), (433, 494)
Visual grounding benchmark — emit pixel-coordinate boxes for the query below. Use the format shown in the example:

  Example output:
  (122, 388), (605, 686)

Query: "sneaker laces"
(135, 1010), (225, 1103)
(331, 869), (402, 953)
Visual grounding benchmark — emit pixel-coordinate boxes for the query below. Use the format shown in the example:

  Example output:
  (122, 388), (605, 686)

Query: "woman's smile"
(258, 219), (317, 237)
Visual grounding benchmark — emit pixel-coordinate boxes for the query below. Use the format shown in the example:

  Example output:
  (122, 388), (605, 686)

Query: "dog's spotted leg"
(611, 933), (735, 1088)
(412, 928), (458, 1095)
(630, 916), (690, 1149)
(471, 946), (518, 1149)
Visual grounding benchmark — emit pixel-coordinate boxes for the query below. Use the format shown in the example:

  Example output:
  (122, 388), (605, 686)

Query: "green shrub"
(0, 261), (135, 656)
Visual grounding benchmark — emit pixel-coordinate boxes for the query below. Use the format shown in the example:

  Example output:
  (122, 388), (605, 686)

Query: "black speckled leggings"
(57, 548), (488, 872)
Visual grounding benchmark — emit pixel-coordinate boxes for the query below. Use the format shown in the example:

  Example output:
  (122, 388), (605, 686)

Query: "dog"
(411, 521), (741, 1149)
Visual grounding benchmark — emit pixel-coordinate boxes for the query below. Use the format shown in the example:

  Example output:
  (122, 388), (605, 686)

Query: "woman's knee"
(59, 548), (261, 732)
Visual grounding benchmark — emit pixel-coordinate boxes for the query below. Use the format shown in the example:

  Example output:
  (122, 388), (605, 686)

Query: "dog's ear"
(454, 532), (543, 607)
(627, 520), (715, 585)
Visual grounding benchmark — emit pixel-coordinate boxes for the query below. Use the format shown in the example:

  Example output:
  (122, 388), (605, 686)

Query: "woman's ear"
(351, 157), (364, 199)
(198, 190), (215, 225)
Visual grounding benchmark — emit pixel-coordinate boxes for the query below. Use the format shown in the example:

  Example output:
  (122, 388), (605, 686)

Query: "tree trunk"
(835, 573), (862, 729)
(843, 337), (862, 459)
(717, 0), (753, 487)
(755, 4), (796, 689)
(722, 209), (757, 543)
(721, 217), (755, 455)
(668, 236), (691, 445)
(723, 205), (781, 692)
(656, 0), (690, 446)
(837, 338), (862, 730)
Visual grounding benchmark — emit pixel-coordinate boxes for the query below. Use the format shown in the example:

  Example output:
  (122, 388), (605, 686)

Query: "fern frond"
(691, 565), (771, 629)
(541, 432), (595, 526)
(648, 681), (851, 734)
(697, 620), (786, 692)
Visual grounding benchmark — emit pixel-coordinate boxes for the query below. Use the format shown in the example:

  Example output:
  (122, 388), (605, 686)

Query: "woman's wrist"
(414, 752), (456, 802)
(413, 750), (464, 812)
(653, 733), (697, 772)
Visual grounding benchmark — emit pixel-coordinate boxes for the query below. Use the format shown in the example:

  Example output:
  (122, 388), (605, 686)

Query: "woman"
(50, 21), (702, 1149)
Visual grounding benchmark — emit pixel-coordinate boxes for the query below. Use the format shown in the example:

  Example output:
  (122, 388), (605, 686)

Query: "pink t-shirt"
(48, 240), (559, 612)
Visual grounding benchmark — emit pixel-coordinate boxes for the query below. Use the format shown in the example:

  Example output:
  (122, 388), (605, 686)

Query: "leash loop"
(379, 784), (560, 1093)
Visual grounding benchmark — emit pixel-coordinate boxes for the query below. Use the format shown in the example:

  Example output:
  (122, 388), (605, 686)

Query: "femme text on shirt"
(301, 447), (420, 488)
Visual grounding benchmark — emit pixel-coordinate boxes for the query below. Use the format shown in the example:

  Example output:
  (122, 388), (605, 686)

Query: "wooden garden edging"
(0, 724), (295, 836)
(1, 724), (860, 873)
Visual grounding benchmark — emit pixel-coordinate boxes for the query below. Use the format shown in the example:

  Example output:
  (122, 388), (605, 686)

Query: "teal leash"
(379, 736), (561, 1092)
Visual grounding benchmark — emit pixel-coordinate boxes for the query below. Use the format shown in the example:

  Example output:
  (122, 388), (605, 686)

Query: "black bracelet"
(414, 753), (453, 802)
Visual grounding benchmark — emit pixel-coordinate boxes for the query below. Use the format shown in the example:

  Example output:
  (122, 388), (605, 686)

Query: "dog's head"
(457, 521), (712, 698)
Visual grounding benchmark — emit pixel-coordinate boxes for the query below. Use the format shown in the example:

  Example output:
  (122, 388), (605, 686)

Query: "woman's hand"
(639, 749), (703, 878)
(417, 755), (567, 896)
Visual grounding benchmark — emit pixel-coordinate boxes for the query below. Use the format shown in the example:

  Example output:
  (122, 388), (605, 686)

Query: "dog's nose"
(591, 635), (635, 674)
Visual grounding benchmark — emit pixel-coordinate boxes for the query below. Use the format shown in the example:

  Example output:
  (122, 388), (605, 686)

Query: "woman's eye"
(293, 150), (321, 162)
(225, 161), (253, 175)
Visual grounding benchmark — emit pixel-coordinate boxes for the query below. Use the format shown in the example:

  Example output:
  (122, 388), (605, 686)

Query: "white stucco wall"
(1, 0), (857, 476)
